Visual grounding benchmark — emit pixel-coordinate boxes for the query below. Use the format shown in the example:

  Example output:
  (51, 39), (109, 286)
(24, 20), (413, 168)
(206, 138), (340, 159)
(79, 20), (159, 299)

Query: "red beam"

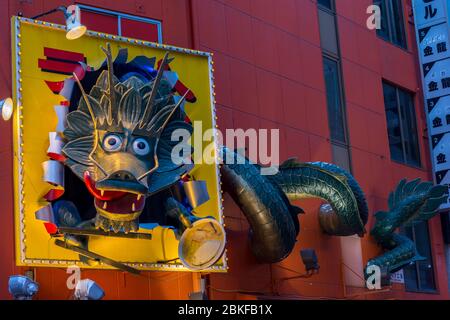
(38, 59), (79, 75)
(43, 47), (85, 63)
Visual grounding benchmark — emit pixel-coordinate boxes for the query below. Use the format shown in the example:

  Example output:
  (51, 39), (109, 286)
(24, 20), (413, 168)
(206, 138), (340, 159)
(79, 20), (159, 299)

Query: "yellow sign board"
(11, 17), (226, 272)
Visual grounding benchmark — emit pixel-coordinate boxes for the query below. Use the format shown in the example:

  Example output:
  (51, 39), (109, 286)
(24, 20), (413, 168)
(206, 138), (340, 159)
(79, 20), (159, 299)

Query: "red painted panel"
(225, 7), (253, 63)
(300, 40), (325, 90)
(274, 0), (299, 36)
(196, 0), (228, 53)
(256, 69), (283, 123)
(81, 10), (119, 35)
(251, 19), (280, 74)
(280, 79), (308, 131)
(228, 58), (259, 115)
(304, 88), (330, 138)
(276, 32), (302, 83)
(121, 18), (159, 42)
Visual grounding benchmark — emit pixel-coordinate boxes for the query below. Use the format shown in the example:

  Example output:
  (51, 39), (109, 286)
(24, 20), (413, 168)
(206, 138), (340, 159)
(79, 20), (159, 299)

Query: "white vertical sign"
(413, 0), (450, 210)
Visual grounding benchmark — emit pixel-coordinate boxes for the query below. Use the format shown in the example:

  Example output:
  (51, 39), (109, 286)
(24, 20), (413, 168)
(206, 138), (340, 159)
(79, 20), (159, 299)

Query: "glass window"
(374, 0), (407, 48)
(403, 222), (436, 292)
(399, 91), (421, 166)
(323, 58), (347, 143)
(441, 211), (450, 293)
(441, 210), (450, 245)
(78, 5), (162, 43)
(331, 143), (351, 172)
(375, 0), (389, 40)
(384, 83), (404, 162)
(318, 0), (334, 11)
(383, 82), (421, 167)
(318, 9), (339, 55)
(390, 0), (407, 47)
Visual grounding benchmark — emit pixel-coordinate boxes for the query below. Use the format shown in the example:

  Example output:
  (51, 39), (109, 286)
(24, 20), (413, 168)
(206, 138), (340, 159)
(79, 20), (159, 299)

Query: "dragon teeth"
(132, 203), (136, 211)
(131, 221), (139, 232)
(100, 218), (110, 232)
(137, 194), (142, 201)
(100, 190), (105, 196)
(122, 222), (130, 234)
(103, 202), (107, 209)
(111, 222), (120, 233)
(94, 217), (101, 229)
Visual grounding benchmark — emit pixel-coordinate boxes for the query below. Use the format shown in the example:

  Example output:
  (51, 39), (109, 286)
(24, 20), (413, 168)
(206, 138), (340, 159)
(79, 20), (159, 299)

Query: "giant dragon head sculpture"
(62, 44), (193, 233)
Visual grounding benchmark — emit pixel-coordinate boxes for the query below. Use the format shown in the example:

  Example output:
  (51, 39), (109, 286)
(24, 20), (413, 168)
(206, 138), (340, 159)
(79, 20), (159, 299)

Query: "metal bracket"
(54, 239), (140, 274)
(56, 227), (152, 240)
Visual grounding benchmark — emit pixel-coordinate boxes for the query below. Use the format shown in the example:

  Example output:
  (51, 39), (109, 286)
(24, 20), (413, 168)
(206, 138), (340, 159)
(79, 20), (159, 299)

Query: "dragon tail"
(220, 148), (299, 263)
(387, 178), (448, 227)
(366, 233), (424, 275)
(220, 149), (369, 263)
(367, 179), (448, 276)
(268, 159), (368, 237)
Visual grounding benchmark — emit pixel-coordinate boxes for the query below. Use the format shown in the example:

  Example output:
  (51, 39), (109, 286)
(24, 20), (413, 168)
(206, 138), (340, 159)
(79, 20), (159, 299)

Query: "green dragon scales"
(365, 179), (448, 278)
(220, 149), (369, 263)
(221, 149), (448, 284)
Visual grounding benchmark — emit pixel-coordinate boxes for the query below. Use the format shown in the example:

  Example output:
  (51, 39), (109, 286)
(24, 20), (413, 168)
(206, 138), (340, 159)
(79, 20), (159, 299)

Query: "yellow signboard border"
(11, 16), (227, 272)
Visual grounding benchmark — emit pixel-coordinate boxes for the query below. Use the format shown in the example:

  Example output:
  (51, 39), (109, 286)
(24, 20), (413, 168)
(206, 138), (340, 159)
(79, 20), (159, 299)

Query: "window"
(77, 4), (162, 43)
(323, 57), (352, 171)
(403, 221), (436, 293)
(374, 0), (407, 48)
(319, 1), (351, 172)
(383, 82), (421, 167)
(323, 58), (347, 144)
(441, 211), (450, 292)
(318, 9), (338, 55)
(318, 0), (334, 11)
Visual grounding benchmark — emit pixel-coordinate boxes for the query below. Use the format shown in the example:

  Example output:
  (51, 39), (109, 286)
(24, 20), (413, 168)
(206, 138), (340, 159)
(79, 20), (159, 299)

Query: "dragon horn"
(137, 91), (189, 182)
(100, 43), (114, 125)
(139, 52), (171, 129)
(73, 72), (97, 130)
(157, 90), (190, 137)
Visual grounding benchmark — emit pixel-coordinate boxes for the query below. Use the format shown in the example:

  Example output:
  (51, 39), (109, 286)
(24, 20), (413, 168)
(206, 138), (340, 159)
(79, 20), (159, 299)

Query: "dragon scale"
(367, 179), (448, 275)
(269, 161), (368, 237)
(55, 43), (448, 278)
(221, 148), (448, 283)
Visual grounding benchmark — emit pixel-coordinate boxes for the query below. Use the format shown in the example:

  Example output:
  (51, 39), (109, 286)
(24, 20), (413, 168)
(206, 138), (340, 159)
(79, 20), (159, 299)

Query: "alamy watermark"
(367, 5), (381, 30)
(170, 121), (280, 175)
(365, 264), (382, 290)
(66, 265), (81, 290)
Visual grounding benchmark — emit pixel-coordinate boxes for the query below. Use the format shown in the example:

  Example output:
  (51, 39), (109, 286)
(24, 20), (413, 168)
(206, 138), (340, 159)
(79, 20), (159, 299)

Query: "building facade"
(0, 0), (449, 300)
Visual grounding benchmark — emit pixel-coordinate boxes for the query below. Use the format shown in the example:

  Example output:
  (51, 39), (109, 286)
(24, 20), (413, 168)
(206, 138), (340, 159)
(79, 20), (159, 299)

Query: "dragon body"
(220, 148), (368, 263)
(269, 161), (368, 237)
(220, 149), (448, 283)
(366, 179), (448, 275)
(57, 44), (448, 277)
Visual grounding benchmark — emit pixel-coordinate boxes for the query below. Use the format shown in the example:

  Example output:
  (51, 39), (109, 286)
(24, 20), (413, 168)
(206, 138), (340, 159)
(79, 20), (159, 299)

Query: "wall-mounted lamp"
(31, 5), (86, 40)
(74, 279), (105, 300)
(0, 97), (13, 121)
(8, 275), (39, 300)
(300, 249), (320, 274)
(273, 249), (320, 292)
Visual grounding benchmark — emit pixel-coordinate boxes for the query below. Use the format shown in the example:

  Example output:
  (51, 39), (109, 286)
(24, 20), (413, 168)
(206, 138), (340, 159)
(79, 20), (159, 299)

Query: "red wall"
(0, 0), (448, 300)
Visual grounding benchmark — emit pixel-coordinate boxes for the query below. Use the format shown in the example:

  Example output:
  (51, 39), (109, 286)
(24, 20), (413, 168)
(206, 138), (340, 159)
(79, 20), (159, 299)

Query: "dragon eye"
(103, 134), (122, 152)
(132, 138), (150, 156)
